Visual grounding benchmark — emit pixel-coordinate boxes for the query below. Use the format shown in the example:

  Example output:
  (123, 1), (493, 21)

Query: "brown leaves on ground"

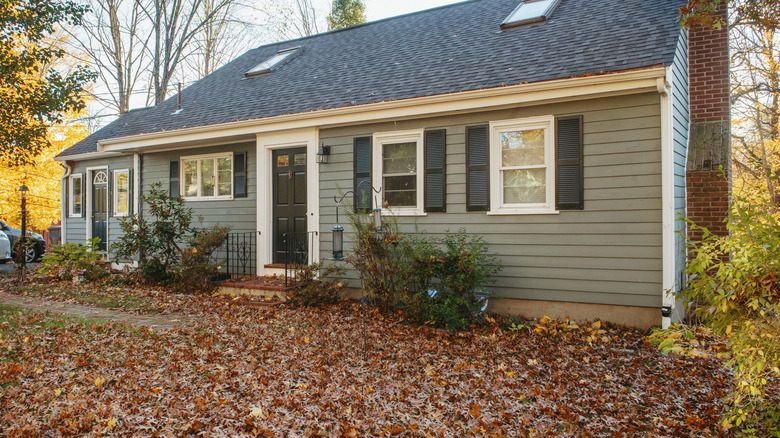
(0, 286), (732, 437)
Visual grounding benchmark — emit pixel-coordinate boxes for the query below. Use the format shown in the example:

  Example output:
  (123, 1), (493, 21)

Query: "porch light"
(332, 225), (344, 260)
(317, 143), (330, 164)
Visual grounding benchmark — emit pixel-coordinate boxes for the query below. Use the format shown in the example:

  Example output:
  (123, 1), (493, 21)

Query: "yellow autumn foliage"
(0, 112), (88, 230)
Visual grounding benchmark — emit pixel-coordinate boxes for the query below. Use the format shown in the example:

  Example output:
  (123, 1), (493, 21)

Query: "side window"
(70, 174), (83, 217)
(113, 169), (130, 216)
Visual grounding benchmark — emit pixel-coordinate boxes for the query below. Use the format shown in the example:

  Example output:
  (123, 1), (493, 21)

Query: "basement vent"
(245, 47), (300, 77)
(501, 0), (561, 29)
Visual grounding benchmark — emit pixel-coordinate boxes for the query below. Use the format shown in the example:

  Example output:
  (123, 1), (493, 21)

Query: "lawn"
(0, 284), (731, 437)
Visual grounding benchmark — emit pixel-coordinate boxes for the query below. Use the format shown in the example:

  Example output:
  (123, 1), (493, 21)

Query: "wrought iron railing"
(213, 231), (260, 279)
(283, 231), (318, 286)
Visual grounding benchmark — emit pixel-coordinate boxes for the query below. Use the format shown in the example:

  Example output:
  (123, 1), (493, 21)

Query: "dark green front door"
(273, 148), (307, 264)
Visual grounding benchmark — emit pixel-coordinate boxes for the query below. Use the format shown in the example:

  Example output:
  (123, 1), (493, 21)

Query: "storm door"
(272, 148), (307, 264)
(91, 170), (108, 251)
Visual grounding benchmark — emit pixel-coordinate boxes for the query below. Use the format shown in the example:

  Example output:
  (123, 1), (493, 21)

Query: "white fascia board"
(53, 151), (126, 162)
(98, 68), (666, 153)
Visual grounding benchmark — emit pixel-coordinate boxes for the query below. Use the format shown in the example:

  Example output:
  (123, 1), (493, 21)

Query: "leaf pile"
(0, 294), (733, 436)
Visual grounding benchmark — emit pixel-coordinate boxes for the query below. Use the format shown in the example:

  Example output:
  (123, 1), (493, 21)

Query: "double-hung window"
(113, 169), (130, 216)
(489, 116), (556, 214)
(69, 173), (83, 217)
(372, 129), (424, 214)
(181, 153), (233, 200)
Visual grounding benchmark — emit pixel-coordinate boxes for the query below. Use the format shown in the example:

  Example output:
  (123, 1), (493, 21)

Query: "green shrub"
(286, 262), (346, 307)
(682, 198), (780, 435)
(344, 202), (501, 330)
(37, 237), (108, 282)
(399, 230), (500, 330)
(112, 182), (230, 290)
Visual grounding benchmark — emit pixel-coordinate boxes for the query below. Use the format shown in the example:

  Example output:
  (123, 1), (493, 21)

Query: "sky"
(364, 0), (464, 21)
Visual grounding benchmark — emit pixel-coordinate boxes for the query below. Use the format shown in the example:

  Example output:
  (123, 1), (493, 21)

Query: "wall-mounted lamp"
(332, 225), (344, 260)
(317, 143), (331, 164)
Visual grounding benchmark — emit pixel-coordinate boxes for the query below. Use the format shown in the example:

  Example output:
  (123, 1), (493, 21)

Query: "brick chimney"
(686, 3), (730, 241)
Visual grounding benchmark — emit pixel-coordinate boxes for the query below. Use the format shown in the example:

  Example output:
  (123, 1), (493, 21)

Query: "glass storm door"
(91, 170), (108, 251)
(272, 148), (307, 264)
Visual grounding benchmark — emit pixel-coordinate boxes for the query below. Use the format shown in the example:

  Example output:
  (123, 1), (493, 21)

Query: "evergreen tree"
(326, 0), (365, 31)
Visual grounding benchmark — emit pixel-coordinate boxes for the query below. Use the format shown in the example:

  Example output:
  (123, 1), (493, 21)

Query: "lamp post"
(18, 184), (29, 276)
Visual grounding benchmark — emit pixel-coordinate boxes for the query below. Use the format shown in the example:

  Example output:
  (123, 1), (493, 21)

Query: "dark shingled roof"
(59, 0), (685, 157)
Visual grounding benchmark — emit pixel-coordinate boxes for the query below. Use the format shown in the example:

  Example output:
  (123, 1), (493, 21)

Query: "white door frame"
(256, 128), (319, 275)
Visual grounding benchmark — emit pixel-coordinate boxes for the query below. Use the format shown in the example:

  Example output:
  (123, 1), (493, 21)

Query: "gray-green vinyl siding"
(319, 93), (664, 308)
(671, 30), (690, 320)
(64, 155), (134, 247)
(140, 142), (256, 234)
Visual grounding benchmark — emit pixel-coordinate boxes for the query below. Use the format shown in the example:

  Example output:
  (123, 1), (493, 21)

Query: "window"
(372, 130), (424, 214)
(181, 154), (233, 200)
(245, 47), (299, 77)
(69, 174), (83, 217)
(489, 116), (555, 214)
(501, 0), (562, 29)
(113, 169), (130, 216)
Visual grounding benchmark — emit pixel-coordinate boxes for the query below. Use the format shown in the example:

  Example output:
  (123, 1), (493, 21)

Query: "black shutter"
(107, 167), (112, 217)
(234, 152), (247, 198)
(169, 160), (180, 198)
(556, 116), (584, 210)
(128, 169), (134, 215)
(466, 125), (489, 211)
(354, 136), (372, 211)
(424, 129), (446, 212)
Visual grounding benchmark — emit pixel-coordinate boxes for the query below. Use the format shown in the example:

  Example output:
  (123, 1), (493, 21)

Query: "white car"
(0, 230), (11, 264)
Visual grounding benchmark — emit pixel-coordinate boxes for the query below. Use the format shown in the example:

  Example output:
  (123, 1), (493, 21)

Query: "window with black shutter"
(424, 129), (447, 212)
(555, 116), (584, 210)
(466, 125), (489, 211)
(354, 136), (372, 211)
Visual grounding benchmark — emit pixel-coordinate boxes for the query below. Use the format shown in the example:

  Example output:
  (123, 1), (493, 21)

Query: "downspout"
(658, 74), (675, 329)
(133, 153), (142, 267)
(60, 161), (73, 245)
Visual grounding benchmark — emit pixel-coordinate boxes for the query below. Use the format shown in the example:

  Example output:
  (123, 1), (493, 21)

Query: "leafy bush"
(345, 204), (501, 330)
(399, 230), (500, 330)
(112, 182), (230, 290)
(37, 237), (108, 283)
(346, 210), (412, 312)
(681, 199), (780, 435)
(176, 225), (232, 291)
(286, 262), (346, 307)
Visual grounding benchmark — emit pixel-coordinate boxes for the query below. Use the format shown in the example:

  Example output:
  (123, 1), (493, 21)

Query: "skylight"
(501, 0), (561, 29)
(245, 47), (300, 77)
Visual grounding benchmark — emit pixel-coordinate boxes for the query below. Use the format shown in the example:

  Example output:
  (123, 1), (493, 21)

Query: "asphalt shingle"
(59, 0), (685, 157)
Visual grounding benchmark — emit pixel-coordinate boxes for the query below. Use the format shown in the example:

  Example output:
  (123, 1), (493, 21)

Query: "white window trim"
(69, 173), (83, 218)
(180, 152), (234, 201)
(372, 129), (425, 216)
(488, 116), (558, 215)
(113, 169), (130, 217)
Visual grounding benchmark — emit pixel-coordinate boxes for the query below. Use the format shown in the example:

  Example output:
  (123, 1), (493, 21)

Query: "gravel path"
(0, 290), (192, 330)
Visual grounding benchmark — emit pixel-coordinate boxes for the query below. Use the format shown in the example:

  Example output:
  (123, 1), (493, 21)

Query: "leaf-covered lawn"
(0, 287), (731, 437)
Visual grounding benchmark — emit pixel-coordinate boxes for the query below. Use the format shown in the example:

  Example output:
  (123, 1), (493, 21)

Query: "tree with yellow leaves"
(0, 110), (88, 230)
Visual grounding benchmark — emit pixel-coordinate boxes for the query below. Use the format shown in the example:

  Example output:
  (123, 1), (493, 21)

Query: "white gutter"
(53, 150), (125, 162)
(96, 68), (667, 153)
(60, 161), (73, 244)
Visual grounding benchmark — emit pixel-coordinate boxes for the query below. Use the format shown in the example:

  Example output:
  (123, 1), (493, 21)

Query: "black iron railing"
(213, 231), (260, 279)
(283, 231), (318, 286)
